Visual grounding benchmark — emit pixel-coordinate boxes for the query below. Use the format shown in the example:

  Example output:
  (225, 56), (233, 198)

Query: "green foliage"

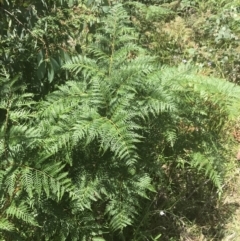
(1, 0), (240, 240)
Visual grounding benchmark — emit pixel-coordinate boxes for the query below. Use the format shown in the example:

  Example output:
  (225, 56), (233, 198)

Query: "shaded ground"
(192, 162), (240, 241)
(221, 166), (240, 241)
(174, 153), (240, 241)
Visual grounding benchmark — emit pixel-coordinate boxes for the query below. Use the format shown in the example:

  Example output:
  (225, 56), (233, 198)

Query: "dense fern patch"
(1, 1), (240, 240)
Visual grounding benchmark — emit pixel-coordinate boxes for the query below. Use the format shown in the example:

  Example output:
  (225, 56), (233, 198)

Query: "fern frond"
(133, 174), (155, 199)
(5, 167), (19, 196)
(69, 172), (102, 211)
(72, 109), (140, 165)
(63, 55), (104, 79)
(0, 218), (15, 231)
(106, 200), (136, 231)
(190, 152), (222, 190)
(6, 203), (38, 226)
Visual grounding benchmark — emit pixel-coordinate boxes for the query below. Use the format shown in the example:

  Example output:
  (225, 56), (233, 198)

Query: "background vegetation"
(1, 0), (240, 240)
